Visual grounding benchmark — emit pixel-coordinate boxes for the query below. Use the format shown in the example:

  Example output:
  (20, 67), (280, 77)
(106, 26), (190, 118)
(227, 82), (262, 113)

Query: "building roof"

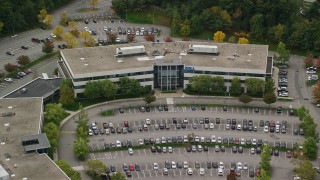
(2, 78), (62, 99)
(61, 41), (269, 77)
(21, 133), (51, 152)
(0, 98), (69, 180)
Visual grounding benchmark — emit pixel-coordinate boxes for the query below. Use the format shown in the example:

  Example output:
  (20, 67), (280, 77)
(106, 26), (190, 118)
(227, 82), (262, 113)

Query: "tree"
(164, 36), (173, 42)
(44, 122), (60, 152)
(38, 9), (48, 23)
(297, 105), (309, 121)
(100, 80), (117, 99)
(250, 14), (265, 39)
(118, 77), (141, 96)
(4, 63), (17, 72)
(317, 58), (320, 68)
(264, 79), (275, 94)
(80, 31), (95, 46)
(303, 137), (318, 160)
(42, 42), (54, 53)
(64, 32), (78, 48)
(180, 19), (191, 37)
(189, 14), (203, 34)
(73, 137), (89, 161)
(304, 54), (314, 68)
(127, 34), (135, 43)
(212, 76), (225, 92)
(60, 12), (68, 26)
(312, 81), (320, 103)
(108, 33), (117, 43)
(273, 24), (284, 42)
(256, 169), (271, 180)
(84, 81), (100, 99)
(263, 92), (277, 105)
(294, 159), (317, 180)
(171, 8), (181, 34)
(260, 145), (272, 175)
(17, 55), (30, 65)
(55, 160), (81, 180)
(245, 78), (265, 96)
(228, 36), (236, 43)
(143, 93), (156, 105)
(86, 160), (107, 177)
(111, 172), (126, 180)
(68, 21), (80, 37)
(44, 14), (53, 27)
(227, 172), (237, 180)
(300, 114), (317, 139)
(187, 132), (194, 144)
(0, 21), (4, 33)
(213, 31), (226, 43)
(59, 79), (75, 106)
(274, 42), (290, 64)
(189, 75), (212, 94)
(239, 93), (253, 104)
(238, 37), (249, 44)
(229, 77), (242, 94)
(53, 26), (64, 38)
(144, 34), (155, 42)
(44, 103), (68, 126)
(88, 0), (99, 9)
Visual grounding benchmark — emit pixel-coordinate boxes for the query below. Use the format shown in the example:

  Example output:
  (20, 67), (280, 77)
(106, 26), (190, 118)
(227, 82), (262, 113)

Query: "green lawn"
(127, 10), (170, 26)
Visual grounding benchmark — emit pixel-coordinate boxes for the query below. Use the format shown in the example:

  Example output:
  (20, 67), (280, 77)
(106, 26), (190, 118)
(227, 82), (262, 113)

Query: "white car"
(138, 139), (144, 145)
(161, 137), (166, 144)
(217, 137), (222, 143)
(243, 162), (248, 170)
(219, 162), (224, 169)
(237, 162), (242, 170)
(108, 122), (114, 128)
(50, 33), (56, 38)
(116, 140), (121, 147)
(84, 27), (89, 31)
(171, 161), (176, 169)
(240, 138), (245, 145)
(116, 38), (120, 42)
(153, 163), (159, 170)
(199, 168), (205, 175)
(4, 78), (13, 83)
(163, 168), (168, 175)
(200, 137), (205, 143)
(225, 124), (230, 130)
(197, 145), (203, 151)
(194, 136), (200, 142)
(128, 148), (133, 155)
(252, 138), (257, 145)
(183, 161), (188, 169)
(145, 118), (151, 125)
(162, 146), (167, 153)
(187, 168), (193, 175)
(168, 146), (173, 153)
(218, 168), (224, 176)
(135, 31), (140, 36)
(209, 123), (214, 129)
(155, 138), (161, 144)
(184, 135), (188, 143)
(211, 135), (216, 143)
(183, 118), (189, 123)
(237, 124), (242, 130)
(105, 129), (110, 135)
(264, 126), (269, 133)
(250, 147), (255, 154)
(103, 26), (108, 31)
(88, 129), (93, 136)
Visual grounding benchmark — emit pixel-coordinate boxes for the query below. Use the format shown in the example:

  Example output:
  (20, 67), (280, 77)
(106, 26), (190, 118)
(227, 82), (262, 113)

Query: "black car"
(103, 123), (108, 129)
(254, 107), (259, 112)
(201, 105), (206, 111)
(91, 30), (97, 35)
(259, 120), (264, 127)
(127, 127), (132, 133)
(127, 140), (133, 147)
(116, 127), (121, 134)
(93, 129), (99, 135)
(238, 146), (243, 153)
(191, 105), (196, 111)
(21, 46), (28, 50)
(249, 169), (255, 177)
(6, 51), (14, 56)
(84, 19), (89, 24)
(207, 162), (212, 169)
(159, 123), (165, 129)
(110, 165), (116, 172)
(204, 118), (209, 124)
(223, 105), (228, 111)
(181, 123), (186, 129)
(126, 171), (132, 177)
(176, 123), (181, 129)
(110, 128), (116, 133)
(92, 18), (97, 23)
(123, 163), (129, 171)
(135, 164), (141, 171)
(121, 141), (127, 147)
(146, 106), (150, 112)
(119, 108), (124, 113)
(274, 149), (279, 156)
(203, 146), (209, 151)
(232, 119), (236, 125)
(216, 118), (221, 124)
(232, 146), (237, 153)
(177, 162), (183, 169)
(212, 162), (218, 169)
(150, 146), (156, 153)
(299, 128), (304, 135)
(277, 106), (282, 113)
(164, 105), (168, 111)
(104, 143), (110, 149)
(172, 118), (177, 124)
(289, 109), (295, 115)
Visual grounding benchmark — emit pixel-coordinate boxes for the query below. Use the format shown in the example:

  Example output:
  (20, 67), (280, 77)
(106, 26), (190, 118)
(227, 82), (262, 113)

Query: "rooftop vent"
(80, 57), (84, 60)
(1, 112), (15, 117)
(84, 64), (88, 66)
(117, 59), (123, 63)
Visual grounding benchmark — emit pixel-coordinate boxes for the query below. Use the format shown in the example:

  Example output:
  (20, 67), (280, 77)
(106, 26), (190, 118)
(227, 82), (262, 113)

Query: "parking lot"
(84, 104), (302, 179)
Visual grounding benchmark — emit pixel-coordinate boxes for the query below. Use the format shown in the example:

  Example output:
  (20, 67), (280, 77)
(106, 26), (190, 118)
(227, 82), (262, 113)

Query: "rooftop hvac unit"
(188, 44), (219, 55)
(116, 45), (146, 56)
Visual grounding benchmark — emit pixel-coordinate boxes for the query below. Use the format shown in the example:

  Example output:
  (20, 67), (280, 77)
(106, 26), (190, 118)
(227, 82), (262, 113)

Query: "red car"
(234, 138), (240, 145)
(124, 121), (129, 127)
(286, 151), (292, 158)
(129, 163), (135, 171)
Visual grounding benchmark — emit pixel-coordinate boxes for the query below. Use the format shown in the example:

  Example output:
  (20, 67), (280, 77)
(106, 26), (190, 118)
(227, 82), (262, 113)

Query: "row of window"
(73, 71), (153, 82)
(186, 70), (265, 77)
(183, 77), (246, 83)
(73, 78), (154, 89)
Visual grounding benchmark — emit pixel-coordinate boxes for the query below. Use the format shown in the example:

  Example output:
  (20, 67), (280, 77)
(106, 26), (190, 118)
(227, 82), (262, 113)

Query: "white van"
(143, 124), (148, 131)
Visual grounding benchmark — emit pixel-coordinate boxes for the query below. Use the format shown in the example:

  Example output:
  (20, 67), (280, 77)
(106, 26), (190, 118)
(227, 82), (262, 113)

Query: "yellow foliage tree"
(238, 37), (249, 44)
(68, 21), (80, 37)
(80, 31), (95, 46)
(213, 31), (226, 43)
(60, 12), (69, 26)
(89, 0), (99, 9)
(64, 32), (78, 48)
(44, 15), (53, 26)
(38, 9), (48, 23)
(220, 10), (232, 23)
(53, 26), (64, 38)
